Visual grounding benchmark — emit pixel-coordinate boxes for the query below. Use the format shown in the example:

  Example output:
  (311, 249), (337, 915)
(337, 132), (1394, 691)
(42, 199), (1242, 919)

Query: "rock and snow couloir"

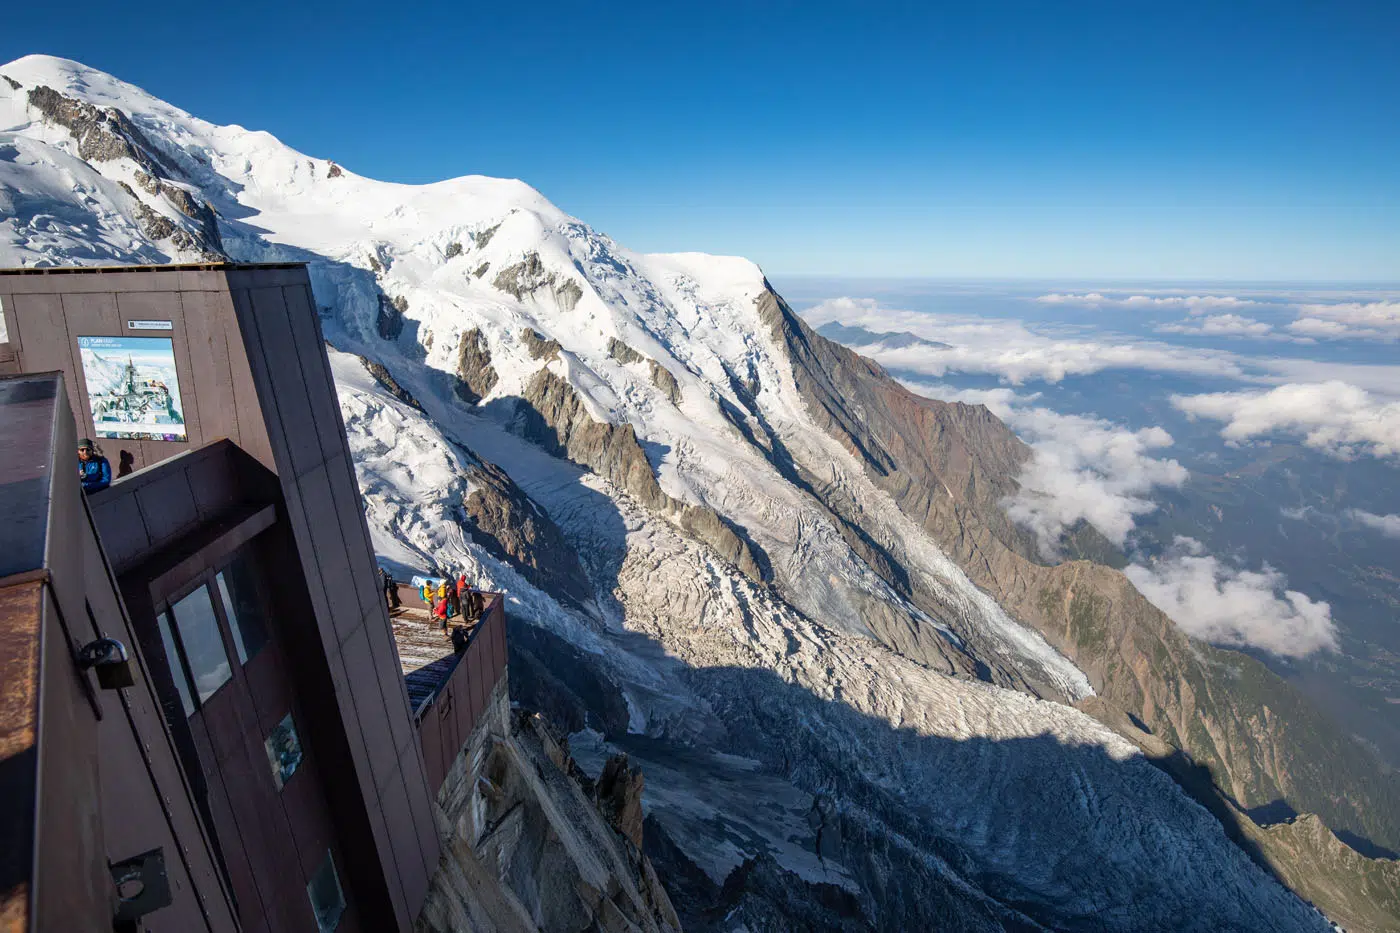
(0, 55), (1343, 931)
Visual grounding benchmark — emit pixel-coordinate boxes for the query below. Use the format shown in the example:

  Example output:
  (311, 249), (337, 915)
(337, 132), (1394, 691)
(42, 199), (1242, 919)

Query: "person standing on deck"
(78, 438), (112, 494)
(381, 567), (400, 611)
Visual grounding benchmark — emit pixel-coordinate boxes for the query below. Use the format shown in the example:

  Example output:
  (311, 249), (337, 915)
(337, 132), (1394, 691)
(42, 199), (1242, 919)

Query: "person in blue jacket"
(78, 438), (112, 493)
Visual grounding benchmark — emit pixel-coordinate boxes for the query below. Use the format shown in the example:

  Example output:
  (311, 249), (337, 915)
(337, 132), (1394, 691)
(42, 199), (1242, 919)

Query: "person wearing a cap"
(77, 438), (112, 494)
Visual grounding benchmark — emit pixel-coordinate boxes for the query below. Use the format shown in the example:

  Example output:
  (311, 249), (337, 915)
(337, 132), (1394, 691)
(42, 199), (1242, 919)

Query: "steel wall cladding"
(0, 264), (439, 933)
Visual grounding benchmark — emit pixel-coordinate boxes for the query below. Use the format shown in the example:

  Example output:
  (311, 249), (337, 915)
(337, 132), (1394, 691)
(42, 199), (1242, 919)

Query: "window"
(167, 584), (231, 711)
(306, 849), (346, 932)
(264, 712), (304, 791)
(156, 611), (195, 717)
(216, 554), (268, 664)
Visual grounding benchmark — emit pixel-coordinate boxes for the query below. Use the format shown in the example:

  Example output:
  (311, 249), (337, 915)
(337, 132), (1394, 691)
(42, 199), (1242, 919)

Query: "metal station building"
(0, 264), (507, 933)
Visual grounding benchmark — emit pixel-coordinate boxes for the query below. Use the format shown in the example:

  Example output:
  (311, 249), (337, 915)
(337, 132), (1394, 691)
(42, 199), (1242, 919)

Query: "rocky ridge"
(2, 54), (1391, 931)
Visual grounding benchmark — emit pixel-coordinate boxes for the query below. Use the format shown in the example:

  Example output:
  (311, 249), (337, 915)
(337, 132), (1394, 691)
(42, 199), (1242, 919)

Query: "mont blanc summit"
(2, 54), (1389, 932)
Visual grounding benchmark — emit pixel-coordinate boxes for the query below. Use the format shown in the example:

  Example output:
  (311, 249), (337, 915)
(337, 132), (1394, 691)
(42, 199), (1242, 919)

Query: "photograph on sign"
(77, 336), (188, 441)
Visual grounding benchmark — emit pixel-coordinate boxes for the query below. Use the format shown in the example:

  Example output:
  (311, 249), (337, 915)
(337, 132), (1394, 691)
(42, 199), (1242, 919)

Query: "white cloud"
(1125, 537), (1337, 658)
(1288, 301), (1400, 341)
(1156, 313), (1274, 337)
(903, 381), (1187, 554)
(1036, 292), (1261, 312)
(1346, 509), (1400, 538)
(1172, 381), (1400, 460)
(803, 297), (1249, 385)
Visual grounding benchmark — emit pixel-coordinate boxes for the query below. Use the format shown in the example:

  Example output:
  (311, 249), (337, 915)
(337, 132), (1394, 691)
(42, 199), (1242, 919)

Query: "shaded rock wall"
(454, 328), (499, 404)
(416, 683), (681, 933)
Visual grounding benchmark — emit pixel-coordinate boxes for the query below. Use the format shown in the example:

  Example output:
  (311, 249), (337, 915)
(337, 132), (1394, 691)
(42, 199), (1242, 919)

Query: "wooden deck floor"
(389, 606), (483, 716)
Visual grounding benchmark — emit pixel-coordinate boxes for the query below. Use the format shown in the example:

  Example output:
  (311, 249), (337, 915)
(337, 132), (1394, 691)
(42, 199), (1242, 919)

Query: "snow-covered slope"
(0, 56), (1332, 931)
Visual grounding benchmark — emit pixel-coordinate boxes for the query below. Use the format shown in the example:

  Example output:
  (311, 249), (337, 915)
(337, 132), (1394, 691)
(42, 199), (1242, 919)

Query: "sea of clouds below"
(789, 284), (1399, 660)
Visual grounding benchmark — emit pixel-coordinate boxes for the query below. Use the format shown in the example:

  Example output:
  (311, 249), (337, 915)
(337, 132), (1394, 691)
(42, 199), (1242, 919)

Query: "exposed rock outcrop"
(356, 355), (422, 411)
(556, 278), (584, 311)
(474, 222), (501, 251)
(649, 361), (682, 405)
(376, 292), (406, 341)
(131, 201), (175, 241)
(27, 84), (176, 177)
(495, 253), (554, 300)
(519, 327), (561, 362)
(608, 337), (645, 366)
(493, 251), (585, 310)
(417, 692), (681, 933)
(461, 459), (591, 609)
(453, 328), (498, 404)
(519, 368), (765, 582)
(444, 240), (462, 259)
(593, 755), (645, 849)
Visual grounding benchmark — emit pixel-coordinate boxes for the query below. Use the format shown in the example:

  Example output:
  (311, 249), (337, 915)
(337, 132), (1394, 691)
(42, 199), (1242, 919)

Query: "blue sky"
(5, 1), (1398, 279)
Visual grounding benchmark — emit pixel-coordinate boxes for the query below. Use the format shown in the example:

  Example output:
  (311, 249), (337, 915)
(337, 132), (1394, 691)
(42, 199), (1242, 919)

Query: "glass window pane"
(169, 584), (231, 705)
(156, 611), (195, 717)
(216, 555), (268, 664)
(306, 849), (346, 933)
(264, 712), (304, 791)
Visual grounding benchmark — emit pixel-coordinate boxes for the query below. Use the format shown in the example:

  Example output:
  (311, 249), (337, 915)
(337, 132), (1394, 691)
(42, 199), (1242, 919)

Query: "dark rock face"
(472, 262), (490, 278)
(326, 161), (342, 178)
(356, 355), (422, 410)
(520, 327), (561, 362)
(453, 327), (498, 404)
(375, 292), (406, 341)
(159, 183), (223, 254)
(649, 361), (682, 405)
(494, 252), (553, 300)
(132, 168), (161, 197)
(608, 337), (645, 365)
(520, 367), (766, 582)
(594, 754), (646, 848)
(556, 279), (584, 311)
(755, 282), (1400, 859)
(461, 458), (591, 608)
(2, 75), (20, 91)
(474, 221), (501, 251)
(493, 251), (586, 310)
(444, 240), (462, 259)
(131, 201), (175, 241)
(27, 85), (176, 178)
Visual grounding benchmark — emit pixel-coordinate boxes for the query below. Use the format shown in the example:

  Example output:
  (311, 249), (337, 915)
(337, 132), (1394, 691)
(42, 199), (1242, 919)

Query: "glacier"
(0, 55), (1334, 931)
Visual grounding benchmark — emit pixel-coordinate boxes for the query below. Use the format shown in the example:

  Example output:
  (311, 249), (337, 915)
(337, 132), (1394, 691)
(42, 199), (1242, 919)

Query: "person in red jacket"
(433, 593), (449, 630)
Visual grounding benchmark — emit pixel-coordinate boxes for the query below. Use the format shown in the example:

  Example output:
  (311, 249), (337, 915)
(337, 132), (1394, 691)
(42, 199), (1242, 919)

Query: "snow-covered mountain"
(0, 55), (1370, 931)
